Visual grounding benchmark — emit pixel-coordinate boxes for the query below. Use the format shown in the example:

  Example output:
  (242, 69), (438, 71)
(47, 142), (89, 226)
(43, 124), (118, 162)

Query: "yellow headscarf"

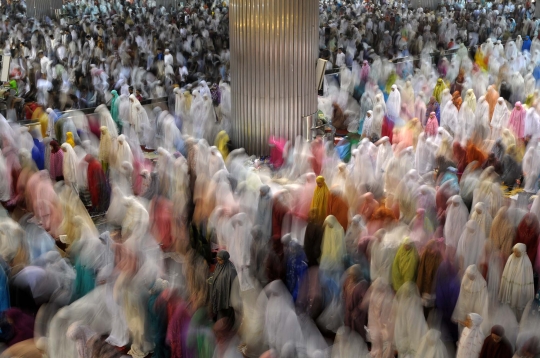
(39, 112), (48, 138)
(215, 130), (230, 160)
(310, 176), (329, 224)
(320, 215), (345, 272)
(184, 92), (193, 112)
(31, 106), (43, 121)
(31, 107), (48, 138)
(525, 93), (535, 107)
(432, 78), (446, 104)
(66, 132), (75, 147)
(392, 237), (419, 292)
(385, 72), (397, 94)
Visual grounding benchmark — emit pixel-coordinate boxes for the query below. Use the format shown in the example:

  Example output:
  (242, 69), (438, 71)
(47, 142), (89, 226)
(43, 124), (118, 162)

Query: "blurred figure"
(343, 265), (368, 340)
(310, 176), (329, 225)
(456, 313), (485, 358)
(499, 243), (535, 321)
(479, 325), (513, 358)
(210, 250), (237, 324)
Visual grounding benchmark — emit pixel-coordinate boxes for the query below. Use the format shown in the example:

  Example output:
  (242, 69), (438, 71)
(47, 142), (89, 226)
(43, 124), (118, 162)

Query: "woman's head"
(217, 250), (230, 265)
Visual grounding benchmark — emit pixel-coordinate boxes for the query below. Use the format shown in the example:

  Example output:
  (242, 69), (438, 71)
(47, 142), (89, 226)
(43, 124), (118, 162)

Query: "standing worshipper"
(98, 126), (113, 173)
(310, 176), (329, 225)
(386, 84), (401, 120)
(435, 251), (461, 345)
(425, 96), (441, 125)
(209, 250), (237, 325)
(229, 213), (255, 293)
(444, 195), (470, 249)
(365, 278), (395, 358)
(320, 215), (346, 281)
(490, 207), (517, 260)
(282, 235), (307, 301)
(392, 237), (419, 292)
(95, 104), (118, 138)
(110, 89), (122, 134)
(85, 154), (110, 213)
(383, 85), (401, 140)
(452, 265), (489, 332)
(304, 209), (324, 267)
(30, 140), (44, 172)
(61, 143), (78, 193)
(491, 98), (510, 140)
(499, 243), (535, 320)
(441, 95), (459, 136)
(49, 140), (64, 181)
(508, 102), (527, 140)
(425, 112), (439, 137)
(415, 93), (428, 125)
(456, 220), (487, 271)
(485, 85), (500, 121)
(456, 313), (486, 358)
(479, 325), (514, 358)
(417, 238), (443, 312)
(343, 264), (369, 340)
(255, 185), (273, 241)
(392, 282), (428, 358)
(433, 78), (447, 104)
(327, 188), (349, 231)
(452, 91), (463, 111)
(128, 94), (150, 147)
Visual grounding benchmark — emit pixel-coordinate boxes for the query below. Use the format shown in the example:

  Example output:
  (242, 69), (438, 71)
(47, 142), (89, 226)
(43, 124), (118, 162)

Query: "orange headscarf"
(452, 91), (462, 111)
(485, 85), (500, 121)
(466, 142), (488, 171)
(328, 189), (349, 230)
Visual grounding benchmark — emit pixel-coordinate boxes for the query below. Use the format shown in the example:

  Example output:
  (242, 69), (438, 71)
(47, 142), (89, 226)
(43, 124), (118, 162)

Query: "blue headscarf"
(523, 36), (532, 52)
(283, 236), (308, 301)
(435, 258), (460, 342)
(527, 289), (540, 319)
(31, 138), (45, 170)
(533, 65), (540, 81)
(0, 257), (9, 312)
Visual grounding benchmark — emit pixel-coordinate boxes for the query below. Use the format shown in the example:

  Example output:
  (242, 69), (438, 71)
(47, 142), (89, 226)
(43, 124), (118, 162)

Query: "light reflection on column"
(230, 0), (319, 155)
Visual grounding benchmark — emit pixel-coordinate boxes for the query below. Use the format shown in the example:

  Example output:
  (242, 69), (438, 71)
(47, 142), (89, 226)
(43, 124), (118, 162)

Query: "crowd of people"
(2, 0), (540, 358)
(1, 0), (230, 138)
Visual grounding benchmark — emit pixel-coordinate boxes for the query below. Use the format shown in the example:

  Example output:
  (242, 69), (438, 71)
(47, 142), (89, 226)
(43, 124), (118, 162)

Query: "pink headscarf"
(269, 136), (287, 169)
(425, 112), (439, 137)
(508, 102), (526, 139)
(361, 60), (370, 82)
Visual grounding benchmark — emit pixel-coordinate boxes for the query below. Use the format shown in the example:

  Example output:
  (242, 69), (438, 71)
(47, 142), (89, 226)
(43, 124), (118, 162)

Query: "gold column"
(230, 0), (319, 155)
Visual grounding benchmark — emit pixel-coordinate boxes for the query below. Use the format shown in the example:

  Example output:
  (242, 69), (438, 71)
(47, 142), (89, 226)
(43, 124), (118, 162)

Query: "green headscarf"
(392, 237), (419, 292)
(8, 80), (17, 96)
(110, 90), (122, 134)
(432, 78), (446, 104)
(385, 72), (397, 94)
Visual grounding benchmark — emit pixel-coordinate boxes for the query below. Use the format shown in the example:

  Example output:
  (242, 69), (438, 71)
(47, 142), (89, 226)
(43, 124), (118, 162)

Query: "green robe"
(110, 90), (123, 134)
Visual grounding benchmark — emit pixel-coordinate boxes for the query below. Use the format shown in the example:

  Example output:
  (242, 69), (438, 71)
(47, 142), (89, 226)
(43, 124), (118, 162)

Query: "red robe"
(381, 115), (395, 142)
(516, 213), (540, 265)
(86, 155), (109, 211)
(150, 197), (174, 251)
